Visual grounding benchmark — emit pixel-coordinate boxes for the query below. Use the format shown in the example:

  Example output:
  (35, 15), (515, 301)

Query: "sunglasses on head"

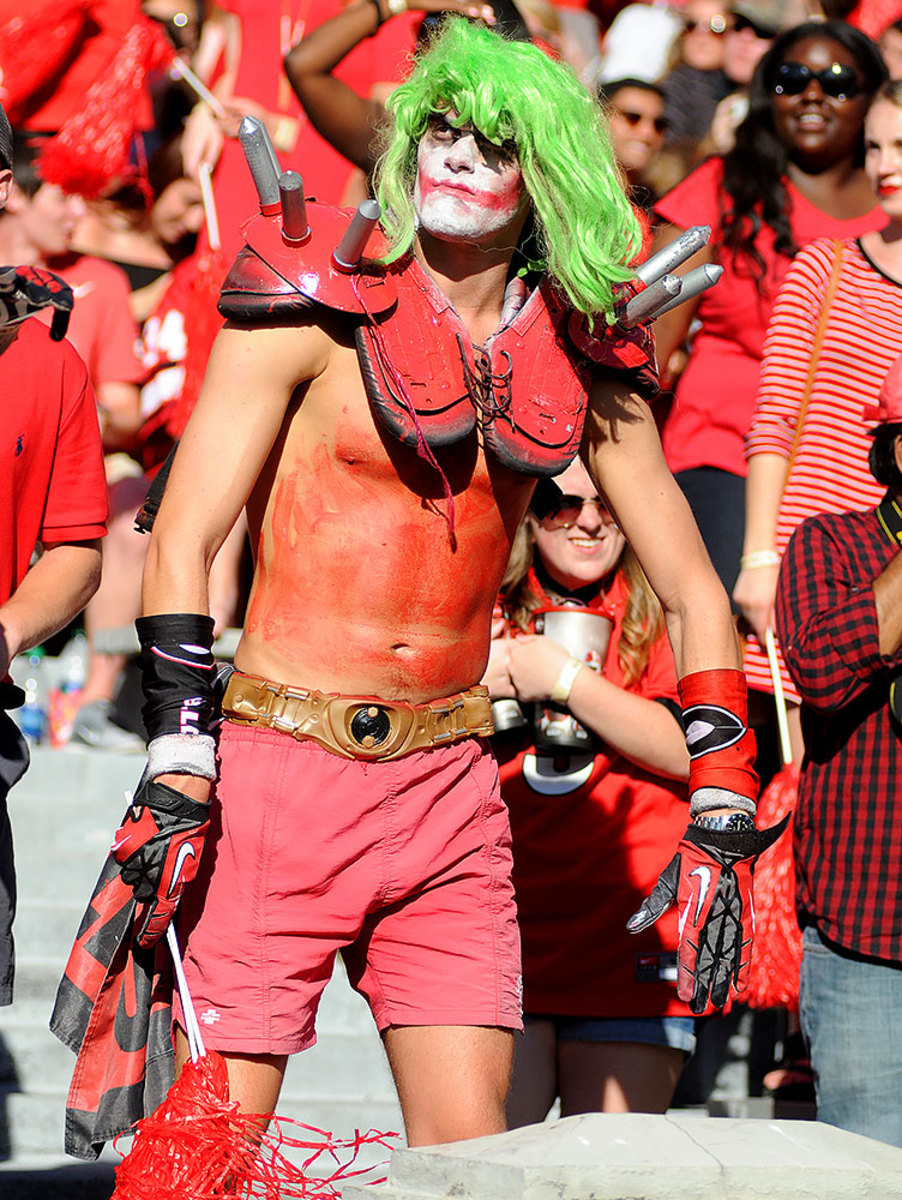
(684, 13), (729, 34)
(773, 60), (861, 101)
(618, 109), (669, 134)
(730, 13), (772, 38)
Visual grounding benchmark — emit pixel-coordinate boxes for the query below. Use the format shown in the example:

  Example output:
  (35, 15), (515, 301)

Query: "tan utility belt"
(222, 670), (494, 761)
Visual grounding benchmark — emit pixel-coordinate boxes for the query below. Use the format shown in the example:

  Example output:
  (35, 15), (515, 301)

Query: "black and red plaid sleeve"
(774, 505), (902, 961)
(776, 514), (891, 710)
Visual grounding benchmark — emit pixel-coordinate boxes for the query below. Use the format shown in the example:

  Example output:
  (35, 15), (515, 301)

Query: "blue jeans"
(800, 924), (902, 1147)
(527, 1014), (696, 1054)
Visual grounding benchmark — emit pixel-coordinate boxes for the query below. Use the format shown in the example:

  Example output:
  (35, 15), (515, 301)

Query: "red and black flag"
(49, 849), (174, 1160)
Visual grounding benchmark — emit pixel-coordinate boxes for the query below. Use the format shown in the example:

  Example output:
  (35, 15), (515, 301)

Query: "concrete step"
(0, 1085), (402, 1158)
(11, 748), (138, 809)
(343, 1113), (902, 1200)
(12, 901), (85, 960)
(0, 1013), (397, 1100)
(4, 953), (387, 1034)
(0, 957), (403, 1162)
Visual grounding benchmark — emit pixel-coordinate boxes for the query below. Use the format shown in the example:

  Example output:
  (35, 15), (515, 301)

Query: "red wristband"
(678, 669), (758, 805)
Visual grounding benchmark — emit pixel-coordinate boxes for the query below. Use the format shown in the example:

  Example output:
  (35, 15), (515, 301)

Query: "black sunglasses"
(618, 109), (669, 135)
(773, 60), (861, 101)
(731, 14), (772, 38)
(530, 484), (616, 531)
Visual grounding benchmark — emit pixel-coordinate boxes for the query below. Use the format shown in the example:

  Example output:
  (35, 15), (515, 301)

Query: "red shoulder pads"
(481, 281), (591, 476)
(357, 255), (476, 448)
(218, 202), (397, 321)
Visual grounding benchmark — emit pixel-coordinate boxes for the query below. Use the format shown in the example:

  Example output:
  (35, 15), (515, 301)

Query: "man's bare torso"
(234, 315), (535, 702)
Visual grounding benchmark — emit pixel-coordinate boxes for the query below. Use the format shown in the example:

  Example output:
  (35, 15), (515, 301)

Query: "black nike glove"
(111, 778), (210, 948)
(0, 265), (74, 340)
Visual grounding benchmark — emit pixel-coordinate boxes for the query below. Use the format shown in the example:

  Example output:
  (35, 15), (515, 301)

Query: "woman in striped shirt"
(735, 79), (902, 755)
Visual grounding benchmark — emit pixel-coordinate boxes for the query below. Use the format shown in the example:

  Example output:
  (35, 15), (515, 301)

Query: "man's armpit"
(582, 378), (651, 449)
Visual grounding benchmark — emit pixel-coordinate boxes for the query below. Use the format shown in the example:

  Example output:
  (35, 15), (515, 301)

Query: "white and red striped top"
(743, 236), (902, 701)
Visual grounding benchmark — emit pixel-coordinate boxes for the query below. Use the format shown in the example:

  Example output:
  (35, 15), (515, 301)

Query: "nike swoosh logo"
(689, 865), (712, 923)
(168, 842), (197, 895)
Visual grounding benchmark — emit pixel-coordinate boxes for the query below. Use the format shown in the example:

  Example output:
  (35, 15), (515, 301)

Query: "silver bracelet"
(146, 733), (217, 782)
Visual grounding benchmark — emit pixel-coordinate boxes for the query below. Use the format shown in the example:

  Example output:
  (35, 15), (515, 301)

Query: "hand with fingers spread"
(628, 812), (789, 1013)
(626, 667), (783, 1014)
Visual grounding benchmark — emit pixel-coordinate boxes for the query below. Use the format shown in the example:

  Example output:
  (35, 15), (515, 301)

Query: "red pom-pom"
(112, 1049), (398, 1200)
(744, 764), (802, 1011)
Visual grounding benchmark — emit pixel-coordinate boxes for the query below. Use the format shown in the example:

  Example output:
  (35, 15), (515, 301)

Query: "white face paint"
(413, 113), (525, 246)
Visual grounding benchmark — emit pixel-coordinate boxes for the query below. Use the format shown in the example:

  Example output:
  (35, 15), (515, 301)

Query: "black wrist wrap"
(136, 613), (217, 743)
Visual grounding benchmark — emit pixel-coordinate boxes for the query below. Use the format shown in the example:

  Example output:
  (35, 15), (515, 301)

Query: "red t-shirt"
(497, 571), (691, 1018)
(654, 157), (885, 477)
(1, 321), (108, 606)
(46, 255), (144, 390)
(138, 256), (194, 420)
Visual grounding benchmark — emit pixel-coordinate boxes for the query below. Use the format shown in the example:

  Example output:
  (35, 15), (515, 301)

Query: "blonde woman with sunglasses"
(482, 459), (694, 1122)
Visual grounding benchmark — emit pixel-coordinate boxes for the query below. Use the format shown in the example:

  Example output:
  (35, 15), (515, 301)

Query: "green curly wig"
(375, 18), (640, 319)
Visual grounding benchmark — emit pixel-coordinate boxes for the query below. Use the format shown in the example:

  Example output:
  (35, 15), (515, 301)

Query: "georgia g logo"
(683, 704), (745, 759)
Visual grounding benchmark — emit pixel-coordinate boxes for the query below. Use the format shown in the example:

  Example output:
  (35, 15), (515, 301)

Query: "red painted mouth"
(419, 175), (521, 213)
(422, 177), (479, 198)
(878, 183), (901, 197)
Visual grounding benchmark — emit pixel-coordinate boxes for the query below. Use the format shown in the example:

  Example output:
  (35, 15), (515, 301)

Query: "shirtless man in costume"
(111, 19), (777, 1147)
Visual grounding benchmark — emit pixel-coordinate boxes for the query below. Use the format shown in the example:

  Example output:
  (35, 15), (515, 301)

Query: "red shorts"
(175, 722), (522, 1054)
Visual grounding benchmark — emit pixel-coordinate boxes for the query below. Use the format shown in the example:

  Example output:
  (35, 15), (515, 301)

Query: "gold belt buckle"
(323, 697), (419, 760)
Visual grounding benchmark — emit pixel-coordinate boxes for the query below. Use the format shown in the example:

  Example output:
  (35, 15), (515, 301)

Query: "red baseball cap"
(864, 354), (902, 427)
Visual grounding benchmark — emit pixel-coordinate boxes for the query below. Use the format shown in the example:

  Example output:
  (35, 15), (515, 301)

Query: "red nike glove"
(112, 778), (210, 948)
(627, 815), (788, 1014)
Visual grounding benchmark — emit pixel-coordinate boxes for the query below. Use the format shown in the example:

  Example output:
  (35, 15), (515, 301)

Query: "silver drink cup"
(532, 607), (613, 754)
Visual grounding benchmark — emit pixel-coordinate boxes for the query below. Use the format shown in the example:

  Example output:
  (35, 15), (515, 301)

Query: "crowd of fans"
(3, 0), (902, 1150)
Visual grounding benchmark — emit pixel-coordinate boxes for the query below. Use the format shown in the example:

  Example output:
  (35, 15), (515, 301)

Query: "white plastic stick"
(166, 924), (206, 1063)
(198, 162), (221, 251)
(765, 626), (793, 767)
(170, 57), (229, 119)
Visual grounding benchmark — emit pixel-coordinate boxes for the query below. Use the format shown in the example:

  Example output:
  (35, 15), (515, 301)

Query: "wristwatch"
(694, 812), (756, 833)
